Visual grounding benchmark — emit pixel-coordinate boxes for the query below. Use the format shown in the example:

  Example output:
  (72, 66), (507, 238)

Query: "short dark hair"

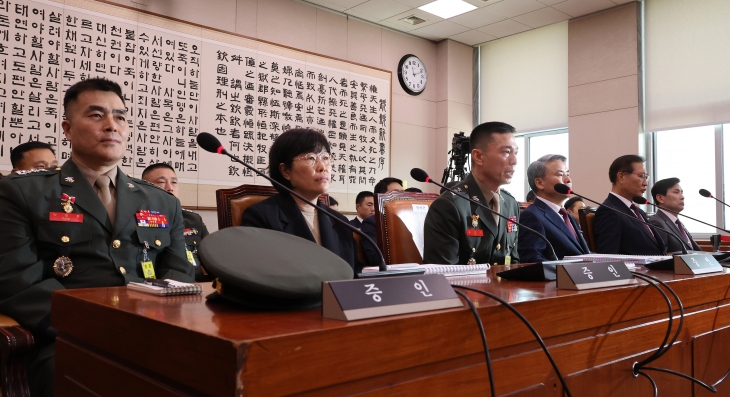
(328, 197), (339, 206)
(651, 177), (681, 204)
(608, 154), (645, 185)
(268, 128), (330, 194)
(356, 191), (374, 205)
(405, 187), (422, 193)
(64, 78), (125, 115)
(470, 121), (516, 150)
(10, 141), (55, 168)
(142, 162), (176, 180)
(373, 177), (403, 194)
(564, 197), (584, 211)
(526, 190), (536, 202)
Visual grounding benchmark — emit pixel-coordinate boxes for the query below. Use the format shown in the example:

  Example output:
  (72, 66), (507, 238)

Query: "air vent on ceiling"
(399, 15), (427, 25)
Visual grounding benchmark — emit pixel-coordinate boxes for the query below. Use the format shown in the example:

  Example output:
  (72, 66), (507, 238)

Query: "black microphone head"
(554, 183), (571, 194)
(197, 132), (224, 154)
(699, 189), (713, 198)
(632, 195), (649, 205)
(410, 168), (430, 183)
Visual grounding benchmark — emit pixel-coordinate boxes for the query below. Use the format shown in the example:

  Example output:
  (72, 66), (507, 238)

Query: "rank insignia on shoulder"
(183, 228), (199, 236)
(507, 216), (518, 233)
(136, 210), (169, 228)
(14, 168), (48, 175)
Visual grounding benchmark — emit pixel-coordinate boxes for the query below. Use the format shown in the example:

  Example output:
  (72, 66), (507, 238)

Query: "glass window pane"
(723, 125), (730, 229)
(528, 133), (570, 163)
(506, 136), (526, 202)
(655, 126), (716, 233)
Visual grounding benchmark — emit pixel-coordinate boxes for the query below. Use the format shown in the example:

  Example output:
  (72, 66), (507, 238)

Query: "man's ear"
(534, 178), (544, 191)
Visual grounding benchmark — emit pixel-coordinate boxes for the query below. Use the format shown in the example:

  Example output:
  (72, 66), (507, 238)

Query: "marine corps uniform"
(423, 173), (520, 265)
(0, 160), (194, 396)
(182, 208), (211, 281)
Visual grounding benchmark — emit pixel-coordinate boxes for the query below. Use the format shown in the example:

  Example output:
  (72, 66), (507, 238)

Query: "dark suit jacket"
(241, 193), (355, 270)
(423, 173), (520, 265)
(360, 215), (381, 266)
(518, 198), (590, 263)
(648, 210), (701, 253)
(349, 217), (363, 229)
(594, 193), (666, 255)
(0, 161), (194, 340)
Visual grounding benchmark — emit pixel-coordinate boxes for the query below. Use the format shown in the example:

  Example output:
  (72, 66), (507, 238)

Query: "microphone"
(197, 132), (423, 278)
(554, 184), (687, 254)
(699, 189), (730, 209)
(411, 168), (560, 261)
(632, 195), (730, 235)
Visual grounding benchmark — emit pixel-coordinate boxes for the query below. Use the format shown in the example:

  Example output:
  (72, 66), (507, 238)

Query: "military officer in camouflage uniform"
(142, 163), (211, 281)
(0, 78), (194, 397)
(424, 122), (521, 266)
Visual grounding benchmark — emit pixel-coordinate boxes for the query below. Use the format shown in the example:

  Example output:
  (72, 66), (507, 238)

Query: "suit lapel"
(536, 199), (584, 252)
(658, 211), (696, 250)
(279, 194), (316, 243)
(607, 194), (663, 250)
(60, 161), (112, 233)
(317, 206), (340, 254)
(113, 172), (144, 237)
(569, 214), (590, 253)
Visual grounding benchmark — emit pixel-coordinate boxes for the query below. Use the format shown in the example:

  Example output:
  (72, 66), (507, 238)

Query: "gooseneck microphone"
(632, 196), (730, 235)
(699, 189), (730, 209)
(197, 132), (424, 278)
(554, 184), (688, 254)
(411, 168), (560, 261)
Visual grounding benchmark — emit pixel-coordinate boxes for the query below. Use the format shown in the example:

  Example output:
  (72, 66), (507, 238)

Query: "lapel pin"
(64, 177), (74, 183)
(128, 183), (135, 188)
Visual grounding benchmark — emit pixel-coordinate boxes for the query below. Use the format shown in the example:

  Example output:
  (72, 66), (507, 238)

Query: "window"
(506, 129), (569, 202)
(653, 126), (716, 234)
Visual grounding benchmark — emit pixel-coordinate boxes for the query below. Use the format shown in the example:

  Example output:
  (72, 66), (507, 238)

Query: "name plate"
(322, 274), (463, 321)
(557, 261), (636, 290)
(674, 253), (723, 275)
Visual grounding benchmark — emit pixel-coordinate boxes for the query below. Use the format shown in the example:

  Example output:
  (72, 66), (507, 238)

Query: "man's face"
(535, 160), (571, 201)
(62, 90), (128, 168)
(657, 183), (684, 213)
(13, 148), (57, 171)
(472, 133), (518, 190)
(617, 162), (648, 197)
(143, 167), (178, 197)
(356, 196), (375, 219)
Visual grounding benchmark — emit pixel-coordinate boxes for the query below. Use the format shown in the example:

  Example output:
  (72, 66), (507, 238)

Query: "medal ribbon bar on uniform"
(183, 228), (199, 236)
(61, 193), (76, 203)
(136, 210), (169, 228)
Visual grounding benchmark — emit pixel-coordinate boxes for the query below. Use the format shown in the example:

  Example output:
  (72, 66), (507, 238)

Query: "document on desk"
(362, 264), (490, 276)
(563, 254), (672, 267)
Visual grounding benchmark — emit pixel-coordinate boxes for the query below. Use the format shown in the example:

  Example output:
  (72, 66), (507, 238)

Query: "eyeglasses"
(294, 152), (331, 167)
(623, 172), (649, 181)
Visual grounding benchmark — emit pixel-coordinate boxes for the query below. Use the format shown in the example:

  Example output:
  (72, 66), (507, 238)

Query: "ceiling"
(301, 0), (636, 46)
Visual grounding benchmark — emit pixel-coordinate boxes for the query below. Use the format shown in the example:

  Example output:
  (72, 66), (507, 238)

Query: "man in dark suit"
(649, 178), (700, 253)
(423, 122), (520, 266)
(594, 155), (666, 255)
(350, 191), (374, 228)
(0, 78), (194, 397)
(10, 141), (58, 172)
(142, 163), (212, 281)
(518, 154), (590, 262)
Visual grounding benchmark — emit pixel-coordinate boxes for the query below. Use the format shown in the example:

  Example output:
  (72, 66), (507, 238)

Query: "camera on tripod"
(442, 132), (471, 184)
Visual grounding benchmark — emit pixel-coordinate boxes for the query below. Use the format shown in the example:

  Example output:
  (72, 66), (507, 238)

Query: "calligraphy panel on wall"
(0, 0), (391, 207)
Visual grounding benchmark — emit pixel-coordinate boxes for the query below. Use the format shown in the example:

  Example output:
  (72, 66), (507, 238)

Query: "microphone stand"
(197, 133), (424, 279)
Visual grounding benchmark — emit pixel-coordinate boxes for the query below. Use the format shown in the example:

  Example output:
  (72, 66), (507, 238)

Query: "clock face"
(398, 55), (427, 95)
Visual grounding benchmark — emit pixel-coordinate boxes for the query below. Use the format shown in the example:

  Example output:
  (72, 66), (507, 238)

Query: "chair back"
(579, 207), (597, 252)
(215, 184), (329, 230)
(374, 191), (440, 265)
(352, 232), (367, 264)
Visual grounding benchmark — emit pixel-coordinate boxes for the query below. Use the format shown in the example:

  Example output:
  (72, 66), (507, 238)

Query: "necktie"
(95, 174), (115, 225)
(558, 208), (578, 239)
(630, 204), (655, 242)
(675, 219), (691, 244)
(489, 195), (500, 224)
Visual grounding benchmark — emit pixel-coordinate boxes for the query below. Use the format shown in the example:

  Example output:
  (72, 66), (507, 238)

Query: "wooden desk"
(52, 267), (730, 397)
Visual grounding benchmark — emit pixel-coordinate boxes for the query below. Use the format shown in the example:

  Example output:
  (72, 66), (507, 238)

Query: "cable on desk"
(629, 272), (676, 369)
(453, 289), (496, 397)
(451, 285), (573, 397)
